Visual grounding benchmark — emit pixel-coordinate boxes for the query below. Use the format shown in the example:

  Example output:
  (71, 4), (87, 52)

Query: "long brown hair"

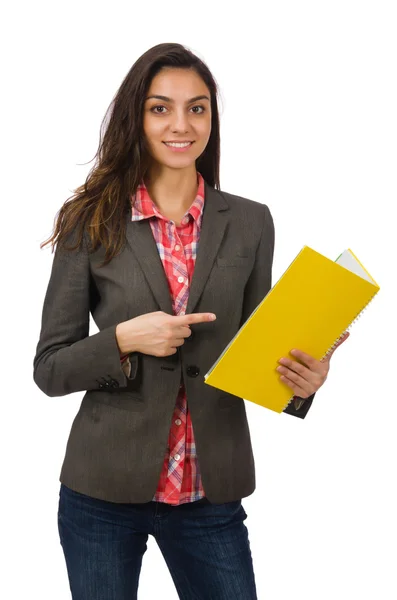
(41, 43), (222, 267)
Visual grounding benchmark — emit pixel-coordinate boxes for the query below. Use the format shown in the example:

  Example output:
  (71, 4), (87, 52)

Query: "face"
(143, 68), (212, 172)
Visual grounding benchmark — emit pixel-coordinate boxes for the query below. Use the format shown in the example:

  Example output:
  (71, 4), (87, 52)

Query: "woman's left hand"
(276, 332), (350, 399)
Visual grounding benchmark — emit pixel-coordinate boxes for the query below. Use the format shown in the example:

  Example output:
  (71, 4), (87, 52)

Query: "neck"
(144, 165), (199, 216)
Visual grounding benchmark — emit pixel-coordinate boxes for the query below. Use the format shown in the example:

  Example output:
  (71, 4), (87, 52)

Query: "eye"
(191, 105), (206, 114)
(151, 105), (166, 114)
(150, 105), (206, 114)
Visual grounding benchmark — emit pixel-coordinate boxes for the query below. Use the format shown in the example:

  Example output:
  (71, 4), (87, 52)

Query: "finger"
(180, 326), (193, 339)
(277, 365), (315, 390)
(174, 313), (216, 325)
(166, 347), (178, 356)
(290, 348), (320, 369)
(278, 357), (312, 379)
(279, 374), (311, 398)
(171, 325), (192, 339)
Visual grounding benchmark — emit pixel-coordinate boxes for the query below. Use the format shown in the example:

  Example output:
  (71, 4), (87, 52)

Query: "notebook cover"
(204, 246), (380, 413)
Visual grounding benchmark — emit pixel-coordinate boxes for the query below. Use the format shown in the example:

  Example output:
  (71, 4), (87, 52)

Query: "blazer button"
(186, 365), (200, 378)
(108, 377), (119, 388)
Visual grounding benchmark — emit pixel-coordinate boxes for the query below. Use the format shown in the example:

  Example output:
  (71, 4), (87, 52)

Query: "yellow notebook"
(204, 247), (380, 413)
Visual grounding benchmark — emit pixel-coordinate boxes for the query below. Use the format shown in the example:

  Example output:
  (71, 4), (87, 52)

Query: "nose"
(170, 109), (190, 133)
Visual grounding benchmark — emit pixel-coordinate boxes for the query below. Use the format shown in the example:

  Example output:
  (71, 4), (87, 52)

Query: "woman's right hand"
(115, 311), (216, 357)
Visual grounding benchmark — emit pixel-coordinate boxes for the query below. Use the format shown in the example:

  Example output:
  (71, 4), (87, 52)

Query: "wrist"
(116, 322), (134, 354)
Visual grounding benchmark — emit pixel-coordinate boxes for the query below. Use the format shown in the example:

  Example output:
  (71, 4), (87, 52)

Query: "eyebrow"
(145, 94), (210, 103)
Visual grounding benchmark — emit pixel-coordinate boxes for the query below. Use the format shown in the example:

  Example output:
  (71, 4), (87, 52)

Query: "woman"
(33, 42), (347, 600)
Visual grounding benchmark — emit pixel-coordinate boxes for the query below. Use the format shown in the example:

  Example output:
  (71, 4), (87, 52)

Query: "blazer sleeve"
(239, 203), (315, 419)
(33, 228), (138, 397)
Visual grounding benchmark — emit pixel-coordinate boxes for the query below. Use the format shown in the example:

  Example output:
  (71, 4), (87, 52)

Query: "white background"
(2, 1), (396, 598)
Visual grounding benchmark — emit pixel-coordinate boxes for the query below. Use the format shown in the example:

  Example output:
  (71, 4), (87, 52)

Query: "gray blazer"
(33, 181), (314, 504)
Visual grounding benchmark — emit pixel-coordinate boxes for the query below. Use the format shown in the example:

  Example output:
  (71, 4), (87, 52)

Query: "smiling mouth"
(163, 141), (194, 144)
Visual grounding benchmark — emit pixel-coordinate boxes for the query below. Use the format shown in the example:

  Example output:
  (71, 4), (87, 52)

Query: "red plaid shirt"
(123, 172), (206, 505)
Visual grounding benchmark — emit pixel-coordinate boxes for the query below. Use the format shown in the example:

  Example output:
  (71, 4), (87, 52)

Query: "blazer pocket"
(216, 256), (249, 267)
(87, 390), (146, 412)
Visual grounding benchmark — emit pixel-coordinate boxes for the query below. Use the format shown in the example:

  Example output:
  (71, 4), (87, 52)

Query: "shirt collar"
(130, 171), (205, 231)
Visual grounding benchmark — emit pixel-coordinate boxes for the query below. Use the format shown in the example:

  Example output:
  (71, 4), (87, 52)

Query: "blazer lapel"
(124, 180), (229, 316)
(186, 182), (229, 314)
(125, 216), (174, 314)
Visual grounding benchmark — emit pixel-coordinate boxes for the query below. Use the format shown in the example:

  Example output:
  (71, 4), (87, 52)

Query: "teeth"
(165, 142), (192, 148)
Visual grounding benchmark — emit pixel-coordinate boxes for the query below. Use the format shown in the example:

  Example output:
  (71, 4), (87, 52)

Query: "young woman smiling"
(34, 42), (348, 600)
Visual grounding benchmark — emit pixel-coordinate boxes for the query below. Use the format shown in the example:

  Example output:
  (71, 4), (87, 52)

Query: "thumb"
(328, 331), (350, 357)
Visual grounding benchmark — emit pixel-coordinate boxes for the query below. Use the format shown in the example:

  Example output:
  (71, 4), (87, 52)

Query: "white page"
(335, 249), (376, 284)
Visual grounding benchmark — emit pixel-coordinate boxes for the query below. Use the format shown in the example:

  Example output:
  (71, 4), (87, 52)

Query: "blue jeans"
(57, 483), (258, 599)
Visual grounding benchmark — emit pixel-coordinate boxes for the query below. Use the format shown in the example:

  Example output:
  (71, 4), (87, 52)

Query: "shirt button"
(174, 454), (181, 461)
(175, 419), (182, 426)
(175, 244), (181, 251)
(182, 217), (189, 225)
(177, 276), (184, 283)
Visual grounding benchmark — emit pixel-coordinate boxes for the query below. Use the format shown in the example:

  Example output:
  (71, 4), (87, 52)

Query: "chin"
(157, 153), (198, 168)
(160, 160), (197, 170)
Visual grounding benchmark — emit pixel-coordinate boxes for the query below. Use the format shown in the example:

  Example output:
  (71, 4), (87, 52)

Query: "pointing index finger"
(176, 312), (217, 325)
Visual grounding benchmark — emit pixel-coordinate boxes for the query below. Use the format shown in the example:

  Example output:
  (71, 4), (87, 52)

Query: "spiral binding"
(282, 288), (380, 412)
